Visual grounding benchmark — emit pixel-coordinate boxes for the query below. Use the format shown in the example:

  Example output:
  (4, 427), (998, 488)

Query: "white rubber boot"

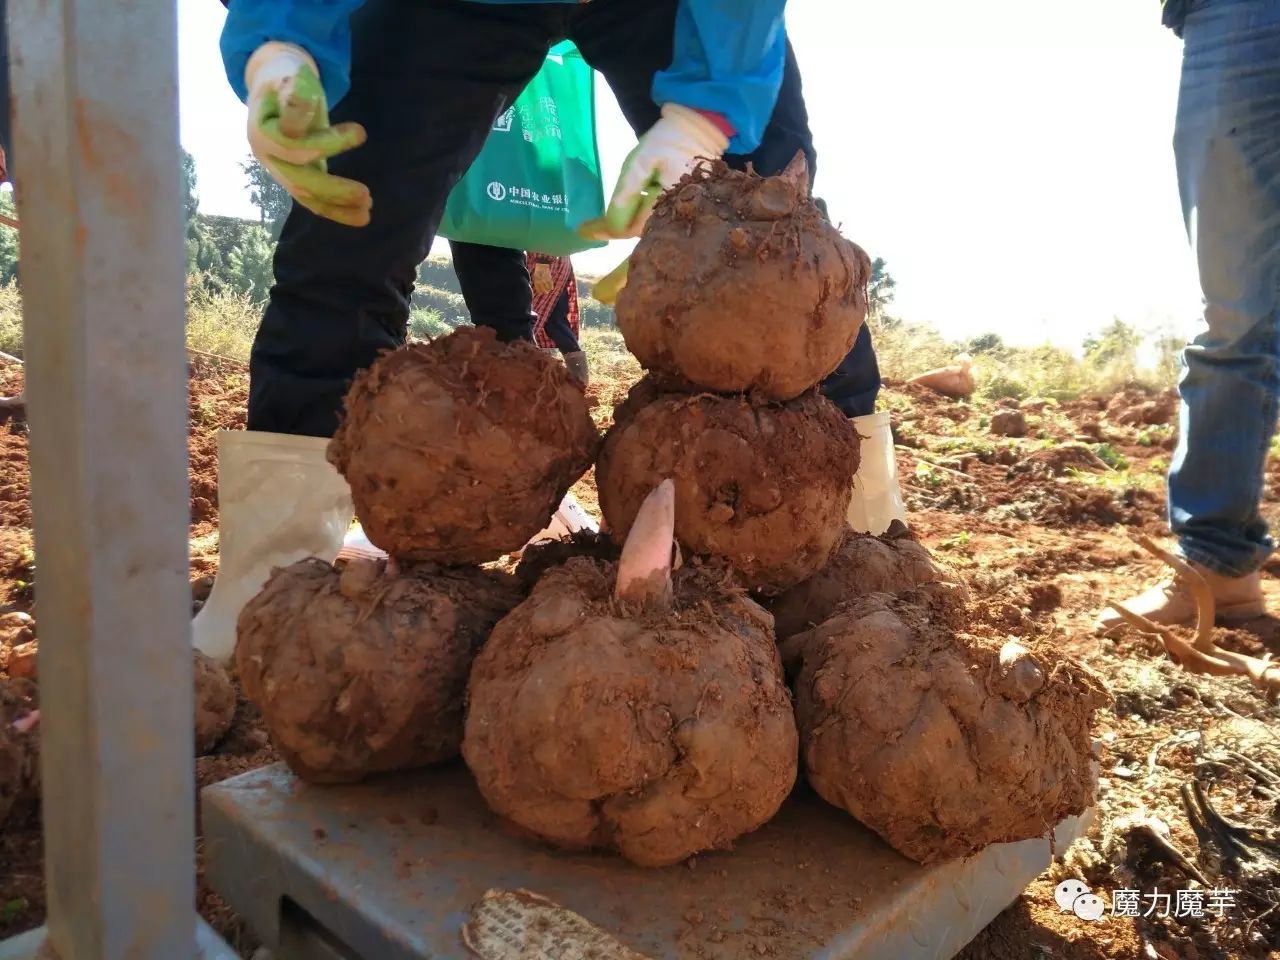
(529, 491), (600, 543)
(846, 411), (907, 536)
(192, 430), (354, 663)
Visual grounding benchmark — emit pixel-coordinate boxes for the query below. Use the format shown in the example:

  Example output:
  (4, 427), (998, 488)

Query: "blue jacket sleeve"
(220, 0), (367, 106)
(650, 1), (788, 154)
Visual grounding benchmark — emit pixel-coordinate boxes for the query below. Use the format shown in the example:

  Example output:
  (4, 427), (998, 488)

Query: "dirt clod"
(597, 380), (858, 594)
(6, 641), (35, 681)
(194, 651), (236, 756)
(0, 612), (32, 648)
(237, 557), (521, 783)
(0, 677), (39, 830)
(790, 584), (1109, 863)
(464, 559), (798, 866)
(327, 328), (599, 564)
(615, 160), (871, 399)
(990, 409), (1028, 438)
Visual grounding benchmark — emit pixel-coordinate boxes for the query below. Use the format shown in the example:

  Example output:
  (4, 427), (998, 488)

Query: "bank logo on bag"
(495, 185), (568, 213)
(437, 41), (606, 255)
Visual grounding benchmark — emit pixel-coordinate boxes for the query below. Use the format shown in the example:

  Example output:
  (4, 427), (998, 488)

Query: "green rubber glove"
(590, 258), (630, 305)
(245, 42), (371, 227)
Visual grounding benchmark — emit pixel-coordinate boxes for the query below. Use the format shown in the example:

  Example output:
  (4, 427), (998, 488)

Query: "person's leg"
(542, 288), (581, 355)
(1100, 0), (1280, 628)
(249, 0), (557, 437)
(449, 240), (535, 343)
(1169, 0), (1280, 579)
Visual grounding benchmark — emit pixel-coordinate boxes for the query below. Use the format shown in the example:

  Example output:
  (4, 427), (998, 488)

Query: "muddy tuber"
(328, 328), (599, 565)
(464, 482), (799, 866)
(237, 557), (521, 783)
(615, 158), (871, 400)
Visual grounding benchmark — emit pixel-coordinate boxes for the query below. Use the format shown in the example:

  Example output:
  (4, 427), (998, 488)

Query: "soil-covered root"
(327, 328), (599, 564)
(615, 159), (871, 399)
(790, 584), (1109, 863)
(0, 676), (39, 830)
(596, 380), (858, 594)
(237, 557), (521, 784)
(766, 526), (961, 640)
(463, 560), (798, 867)
(194, 651), (236, 756)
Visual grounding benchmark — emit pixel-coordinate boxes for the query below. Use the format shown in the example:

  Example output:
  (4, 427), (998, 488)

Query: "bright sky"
(178, 1), (1199, 349)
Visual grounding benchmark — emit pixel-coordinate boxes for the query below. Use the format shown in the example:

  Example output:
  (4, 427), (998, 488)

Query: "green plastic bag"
(437, 42), (606, 256)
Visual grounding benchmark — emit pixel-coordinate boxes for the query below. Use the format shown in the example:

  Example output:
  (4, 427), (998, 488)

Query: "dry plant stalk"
(1107, 533), (1279, 698)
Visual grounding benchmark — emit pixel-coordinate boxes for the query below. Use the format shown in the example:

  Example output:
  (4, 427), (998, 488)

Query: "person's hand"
(532, 262), (554, 296)
(245, 42), (371, 227)
(579, 104), (728, 241)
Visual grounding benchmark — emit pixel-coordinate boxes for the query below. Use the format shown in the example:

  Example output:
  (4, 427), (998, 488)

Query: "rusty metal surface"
(204, 763), (1091, 960)
(2, 0), (222, 957)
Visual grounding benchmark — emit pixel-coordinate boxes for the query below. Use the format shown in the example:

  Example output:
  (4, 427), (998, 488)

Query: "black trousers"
(250, 0), (880, 436)
(0, 0), (11, 173)
(447, 239), (535, 344)
(541, 287), (580, 355)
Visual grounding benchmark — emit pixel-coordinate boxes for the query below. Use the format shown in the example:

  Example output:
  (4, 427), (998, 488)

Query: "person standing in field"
(529, 251), (588, 386)
(1100, 0), (1280, 627)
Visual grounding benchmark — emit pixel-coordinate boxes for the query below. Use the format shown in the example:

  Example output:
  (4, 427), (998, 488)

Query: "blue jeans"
(1169, 0), (1280, 576)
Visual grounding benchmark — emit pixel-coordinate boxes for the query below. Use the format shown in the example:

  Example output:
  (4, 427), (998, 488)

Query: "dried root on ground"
(237, 557), (521, 783)
(1107, 534), (1280, 699)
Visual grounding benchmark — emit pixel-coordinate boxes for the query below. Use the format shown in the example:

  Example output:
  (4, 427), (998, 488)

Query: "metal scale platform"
(203, 762), (1090, 960)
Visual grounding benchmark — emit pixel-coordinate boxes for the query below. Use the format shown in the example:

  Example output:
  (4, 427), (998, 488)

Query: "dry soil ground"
(1, 358), (1278, 959)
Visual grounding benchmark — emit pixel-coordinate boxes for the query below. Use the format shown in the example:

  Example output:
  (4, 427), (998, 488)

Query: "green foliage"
(0, 280), (21, 357)
(868, 256), (896, 323)
(181, 148), (200, 225)
(582, 327), (641, 383)
(981, 375), (1029, 401)
(413, 285), (470, 325)
(0, 193), (18, 286)
(418, 256), (463, 294)
(1, 898), (28, 928)
(914, 461), (945, 489)
(185, 277), (261, 361)
(1094, 443), (1128, 470)
(243, 158), (292, 238)
(967, 332), (1004, 354)
(408, 307), (462, 340)
(875, 314), (1179, 404)
(225, 225), (276, 303)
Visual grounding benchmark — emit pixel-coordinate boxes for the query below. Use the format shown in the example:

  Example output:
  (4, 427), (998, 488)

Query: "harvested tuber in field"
(3, 357), (1280, 957)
